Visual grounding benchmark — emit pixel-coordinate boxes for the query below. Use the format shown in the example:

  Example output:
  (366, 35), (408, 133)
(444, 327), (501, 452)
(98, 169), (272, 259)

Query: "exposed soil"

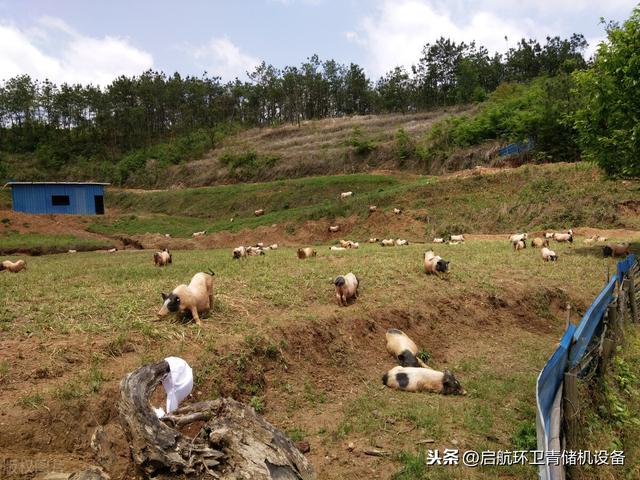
(137, 211), (429, 252)
(0, 283), (585, 479)
(0, 210), (106, 240)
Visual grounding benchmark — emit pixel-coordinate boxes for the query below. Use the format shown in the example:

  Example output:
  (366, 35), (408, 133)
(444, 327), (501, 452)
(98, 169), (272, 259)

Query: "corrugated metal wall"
(11, 184), (105, 215)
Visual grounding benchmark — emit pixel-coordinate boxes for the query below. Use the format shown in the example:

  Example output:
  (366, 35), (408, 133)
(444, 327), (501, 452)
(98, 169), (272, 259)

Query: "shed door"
(94, 195), (105, 215)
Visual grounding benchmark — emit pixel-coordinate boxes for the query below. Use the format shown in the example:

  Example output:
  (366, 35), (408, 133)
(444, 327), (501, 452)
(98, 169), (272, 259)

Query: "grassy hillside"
(2, 240), (637, 478)
(152, 106), (478, 187)
(0, 233), (113, 255)
(91, 163), (640, 239)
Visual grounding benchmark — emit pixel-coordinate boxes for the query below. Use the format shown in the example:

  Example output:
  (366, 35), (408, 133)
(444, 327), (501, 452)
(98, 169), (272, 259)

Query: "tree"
(573, 7), (640, 176)
(376, 67), (412, 113)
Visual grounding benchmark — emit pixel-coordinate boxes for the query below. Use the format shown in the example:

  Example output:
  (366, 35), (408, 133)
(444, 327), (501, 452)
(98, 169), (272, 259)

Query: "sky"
(0, 0), (636, 86)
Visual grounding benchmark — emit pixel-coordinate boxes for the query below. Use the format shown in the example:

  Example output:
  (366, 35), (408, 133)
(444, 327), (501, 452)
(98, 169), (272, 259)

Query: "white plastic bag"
(155, 356), (193, 418)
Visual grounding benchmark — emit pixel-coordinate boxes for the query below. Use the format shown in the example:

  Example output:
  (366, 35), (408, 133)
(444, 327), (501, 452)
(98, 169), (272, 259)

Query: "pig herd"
(1, 227), (634, 399)
(509, 229), (632, 262)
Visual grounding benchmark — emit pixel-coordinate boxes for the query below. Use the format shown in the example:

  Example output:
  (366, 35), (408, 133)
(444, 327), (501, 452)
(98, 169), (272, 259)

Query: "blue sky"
(0, 0), (636, 85)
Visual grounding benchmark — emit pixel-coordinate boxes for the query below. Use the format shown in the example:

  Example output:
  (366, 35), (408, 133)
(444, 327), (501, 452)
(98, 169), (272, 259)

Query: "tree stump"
(118, 360), (316, 479)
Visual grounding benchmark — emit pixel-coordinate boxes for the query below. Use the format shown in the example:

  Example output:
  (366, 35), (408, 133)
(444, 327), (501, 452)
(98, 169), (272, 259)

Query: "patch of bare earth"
(0, 283), (588, 479)
(0, 210), (105, 240)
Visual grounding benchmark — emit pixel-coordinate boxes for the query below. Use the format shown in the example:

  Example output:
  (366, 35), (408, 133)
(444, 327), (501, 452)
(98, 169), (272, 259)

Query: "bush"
(572, 7), (640, 176)
(348, 127), (376, 155)
(394, 128), (415, 164)
(421, 76), (580, 163)
(512, 421), (537, 450)
(219, 150), (279, 180)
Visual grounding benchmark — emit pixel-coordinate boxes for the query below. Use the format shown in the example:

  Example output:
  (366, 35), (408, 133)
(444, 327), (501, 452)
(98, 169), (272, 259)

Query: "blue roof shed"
(4, 182), (109, 215)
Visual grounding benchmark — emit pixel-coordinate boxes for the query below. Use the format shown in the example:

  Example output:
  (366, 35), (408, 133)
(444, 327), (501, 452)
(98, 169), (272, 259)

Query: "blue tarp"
(498, 138), (534, 157)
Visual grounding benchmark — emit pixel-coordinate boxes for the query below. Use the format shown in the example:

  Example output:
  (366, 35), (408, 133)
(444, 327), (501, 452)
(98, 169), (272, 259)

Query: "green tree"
(573, 8), (640, 176)
(376, 67), (412, 113)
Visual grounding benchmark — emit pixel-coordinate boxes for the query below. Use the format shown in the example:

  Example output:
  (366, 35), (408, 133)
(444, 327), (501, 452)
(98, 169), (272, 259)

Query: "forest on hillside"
(0, 7), (638, 184)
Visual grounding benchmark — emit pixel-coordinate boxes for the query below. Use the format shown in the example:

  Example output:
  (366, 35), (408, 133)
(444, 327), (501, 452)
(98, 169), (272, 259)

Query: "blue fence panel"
(569, 277), (617, 368)
(536, 324), (576, 439)
(536, 255), (637, 480)
(618, 254), (636, 281)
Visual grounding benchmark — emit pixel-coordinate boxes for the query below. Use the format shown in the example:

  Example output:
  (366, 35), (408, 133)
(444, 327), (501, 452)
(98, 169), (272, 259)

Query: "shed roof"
(3, 182), (110, 188)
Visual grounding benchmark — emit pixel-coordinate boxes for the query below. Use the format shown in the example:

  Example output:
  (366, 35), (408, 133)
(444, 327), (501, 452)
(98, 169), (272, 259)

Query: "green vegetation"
(395, 128), (416, 165)
(116, 128), (234, 184)
(2, 233), (637, 478)
(420, 75), (579, 164)
(0, 32), (590, 186)
(0, 10), (636, 183)
(18, 393), (44, 409)
(392, 450), (429, 480)
(347, 127), (377, 155)
(87, 163), (640, 238)
(0, 232), (113, 253)
(573, 7), (640, 176)
(219, 150), (280, 180)
(576, 329), (640, 479)
(88, 173), (410, 236)
(249, 395), (265, 414)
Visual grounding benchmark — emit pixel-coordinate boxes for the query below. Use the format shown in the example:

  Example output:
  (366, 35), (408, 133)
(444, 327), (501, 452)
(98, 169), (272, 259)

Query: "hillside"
(2, 163), (639, 254)
(2, 162), (639, 479)
(2, 238), (638, 479)
(167, 106), (483, 187)
(94, 163), (639, 241)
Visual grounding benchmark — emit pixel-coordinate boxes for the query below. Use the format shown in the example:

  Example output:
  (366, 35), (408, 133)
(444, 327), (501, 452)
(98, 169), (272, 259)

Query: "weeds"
(18, 393), (44, 409)
(0, 359), (8, 381)
(249, 395), (265, 414)
(512, 421), (537, 450)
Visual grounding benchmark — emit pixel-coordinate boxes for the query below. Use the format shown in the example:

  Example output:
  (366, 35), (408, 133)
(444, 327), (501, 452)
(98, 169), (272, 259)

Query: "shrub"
(572, 7), (640, 176)
(348, 127), (376, 155)
(421, 76), (580, 163)
(219, 150), (279, 179)
(395, 128), (415, 164)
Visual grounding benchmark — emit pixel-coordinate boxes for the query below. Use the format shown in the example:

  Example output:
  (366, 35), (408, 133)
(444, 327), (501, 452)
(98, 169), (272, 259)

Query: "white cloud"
(350, 0), (535, 78)
(348, 0), (634, 77)
(0, 17), (153, 86)
(584, 35), (607, 60)
(190, 37), (259, 80)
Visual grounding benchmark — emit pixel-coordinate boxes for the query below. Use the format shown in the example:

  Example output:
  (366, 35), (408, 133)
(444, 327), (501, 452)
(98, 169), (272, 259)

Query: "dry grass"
(168, 106), (475, 186)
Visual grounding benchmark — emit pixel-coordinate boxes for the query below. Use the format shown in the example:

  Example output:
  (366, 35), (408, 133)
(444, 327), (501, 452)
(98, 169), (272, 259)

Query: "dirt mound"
(0, 210), (104, 239)
(617, 199), (640, 217)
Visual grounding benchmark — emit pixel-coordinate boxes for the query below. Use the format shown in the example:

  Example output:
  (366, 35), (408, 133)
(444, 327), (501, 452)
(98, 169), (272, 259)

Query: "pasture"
(88, 163), (640, 239)
(2, 237), (638, 479)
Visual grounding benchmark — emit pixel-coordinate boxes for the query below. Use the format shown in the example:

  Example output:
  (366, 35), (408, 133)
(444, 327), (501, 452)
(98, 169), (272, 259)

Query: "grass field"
(87, 163), (640, 239)
(0, 232), (113, 255)
(1, 238), (638, 478)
